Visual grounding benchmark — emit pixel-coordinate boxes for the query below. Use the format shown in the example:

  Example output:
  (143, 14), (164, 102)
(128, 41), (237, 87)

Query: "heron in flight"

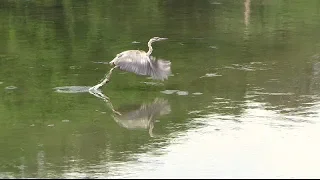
(90, 37), (171, 90)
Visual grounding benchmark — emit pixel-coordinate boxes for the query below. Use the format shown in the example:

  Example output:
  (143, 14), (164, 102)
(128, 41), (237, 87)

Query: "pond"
(1, 0), (320, 178)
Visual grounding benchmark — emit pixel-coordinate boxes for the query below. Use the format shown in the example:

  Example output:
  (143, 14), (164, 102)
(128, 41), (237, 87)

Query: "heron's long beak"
(159, 38), (168, 41)
(109, 59), (115, 66)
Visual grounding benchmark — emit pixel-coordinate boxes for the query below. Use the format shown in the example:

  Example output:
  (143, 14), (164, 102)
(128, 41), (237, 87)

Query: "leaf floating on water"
(5, 86), (17, 90)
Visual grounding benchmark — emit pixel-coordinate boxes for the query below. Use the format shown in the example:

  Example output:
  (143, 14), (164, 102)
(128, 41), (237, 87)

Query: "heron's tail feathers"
(149, 57), (171, 81)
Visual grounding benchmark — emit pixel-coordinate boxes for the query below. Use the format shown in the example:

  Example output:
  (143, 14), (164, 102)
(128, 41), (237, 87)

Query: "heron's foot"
(97, 78), (110, 86)
(89, 85), (99, 91)
(104, 66), (116, 79)
(91, 76), (111, 90)
(90, 66), (116, 91)
(148, 122), (156, 138)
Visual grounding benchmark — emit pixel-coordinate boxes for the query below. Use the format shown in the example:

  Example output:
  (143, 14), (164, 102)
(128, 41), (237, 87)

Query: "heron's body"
(110, 49), (171, 81)
(110, 37), (171, 80)
(90, 37), (171, 90)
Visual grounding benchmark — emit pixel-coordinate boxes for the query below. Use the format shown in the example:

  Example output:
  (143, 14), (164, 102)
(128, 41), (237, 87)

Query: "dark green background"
(1, 0), (320, 178)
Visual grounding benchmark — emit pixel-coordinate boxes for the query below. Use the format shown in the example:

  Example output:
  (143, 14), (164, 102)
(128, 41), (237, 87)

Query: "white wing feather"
(148, 56), (171, 81)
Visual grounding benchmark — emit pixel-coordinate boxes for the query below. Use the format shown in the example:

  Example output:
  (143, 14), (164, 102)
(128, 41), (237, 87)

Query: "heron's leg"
(103, 66), (117, 81)
(107, 101), (122, 116)
(147, 115), (156, 138)
(148, 122), (155, 138)
(88, 86), (122, 115)
(90, 66), (117, 91)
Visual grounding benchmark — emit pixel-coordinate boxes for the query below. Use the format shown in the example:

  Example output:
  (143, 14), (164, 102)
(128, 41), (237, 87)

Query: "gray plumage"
(113, 98), (171, 130)
(109, 37), (171, 81)
(88, 86), (170, 137)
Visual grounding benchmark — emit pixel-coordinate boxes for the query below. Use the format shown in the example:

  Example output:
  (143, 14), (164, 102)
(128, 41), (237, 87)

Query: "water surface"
(1, 0), (320, 178)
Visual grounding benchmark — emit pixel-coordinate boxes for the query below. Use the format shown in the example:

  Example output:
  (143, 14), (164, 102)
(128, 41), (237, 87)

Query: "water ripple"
(192, 92), (203, 95)
(176, 91), (189, 96)
(160, 90), (178, 95)
(200, 73), (222, 78)
(140, 81), (164, 86)
(5, 86), (17, 90)
(223, 62), (271, 71)
(160, 90), (189, 96)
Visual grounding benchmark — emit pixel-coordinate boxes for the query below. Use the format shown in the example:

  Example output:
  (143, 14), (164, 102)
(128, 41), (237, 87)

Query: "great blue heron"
(90, 37), (171, 90)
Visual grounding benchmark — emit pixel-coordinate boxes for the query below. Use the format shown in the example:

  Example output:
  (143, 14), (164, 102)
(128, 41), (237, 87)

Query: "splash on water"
(53, 86), (92, 93)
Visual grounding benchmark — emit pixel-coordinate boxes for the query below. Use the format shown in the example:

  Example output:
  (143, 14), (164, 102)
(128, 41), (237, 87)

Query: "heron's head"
(149, 37), (168, 43)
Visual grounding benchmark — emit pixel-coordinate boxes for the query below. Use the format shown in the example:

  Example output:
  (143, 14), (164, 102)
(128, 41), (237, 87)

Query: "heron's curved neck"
(146, 40), (153, 56)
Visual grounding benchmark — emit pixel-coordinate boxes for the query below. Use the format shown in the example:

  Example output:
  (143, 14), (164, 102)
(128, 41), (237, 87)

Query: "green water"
(1, 0), (320, 178)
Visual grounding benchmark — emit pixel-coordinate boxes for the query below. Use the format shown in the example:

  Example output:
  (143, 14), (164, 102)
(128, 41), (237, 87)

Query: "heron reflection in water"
(89, 88), (171, 137)
(90, 37), (171, 90)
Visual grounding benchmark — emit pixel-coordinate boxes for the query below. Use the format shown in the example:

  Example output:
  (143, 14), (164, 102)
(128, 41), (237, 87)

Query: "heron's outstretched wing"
(149, 56), (171, 81)
(111, 50), (153, 76)
(111, 50), (171, 81)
